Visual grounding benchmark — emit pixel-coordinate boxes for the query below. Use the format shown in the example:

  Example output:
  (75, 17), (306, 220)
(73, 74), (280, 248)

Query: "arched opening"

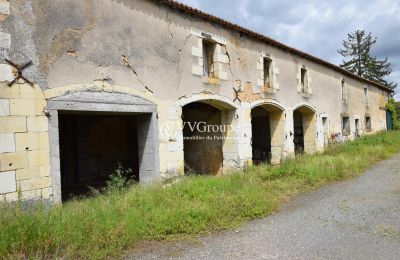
(182, 101), (235, 175)
(293, 105), (316, 154)
(251, 104), (285, 165)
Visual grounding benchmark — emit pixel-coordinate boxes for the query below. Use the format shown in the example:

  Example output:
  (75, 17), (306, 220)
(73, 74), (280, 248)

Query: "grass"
(1, 131), (400, 259)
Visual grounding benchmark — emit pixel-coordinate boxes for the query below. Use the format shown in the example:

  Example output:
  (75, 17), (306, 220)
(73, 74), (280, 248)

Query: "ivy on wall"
(386, 98), (400, 130)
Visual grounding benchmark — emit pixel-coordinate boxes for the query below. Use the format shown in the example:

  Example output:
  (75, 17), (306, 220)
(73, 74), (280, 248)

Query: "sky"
(179, 0), (400, 99)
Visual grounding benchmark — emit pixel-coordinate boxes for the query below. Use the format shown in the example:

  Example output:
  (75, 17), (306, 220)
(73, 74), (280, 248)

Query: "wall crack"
(121, 55), (153, 93)
(176, 34), (192, 92)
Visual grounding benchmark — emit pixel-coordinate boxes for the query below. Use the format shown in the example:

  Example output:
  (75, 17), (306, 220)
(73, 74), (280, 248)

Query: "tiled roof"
(157, 0), (393, 92)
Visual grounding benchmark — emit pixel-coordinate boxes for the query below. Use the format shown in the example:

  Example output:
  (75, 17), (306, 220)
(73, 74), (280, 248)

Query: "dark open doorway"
(293, 110), (304, 153)
(182, 102), (223, 175)
(293, 106), (316, 154)
(59, 113), (140, 201)
(251, 107), (271, 164)
(251, 104), (285, 165)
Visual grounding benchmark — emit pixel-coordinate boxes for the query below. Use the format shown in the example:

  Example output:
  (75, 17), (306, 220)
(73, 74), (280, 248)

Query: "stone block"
(41, 187), (52, 199)
(38, 132), (49, 149)
(39, 165), (50, 177)
(0, 151), (27, 171)
(0, 116), (26, 134)
(0, 84), (19, 99)
(21, 189), (41, 200)
(15, 132), (39, 151)
(38, 176), (52, 189)
(10, 99), (35, 116)
(35, 99), (47, 115)
(191, 46), (202, 57)
(16, 167), (40, 181)
(192, 65), (203, 76)
(0, 171), (16, 194)
(5, 192), (18, 201)
(18, 176), (51, 191)
(19, 84), (45, 100)
(214, 54), (229, 63)
(0, 133), (15, 153)
(0, 99), (9, 116)
(27, 149), (50, 167)
(27, 116), (48, 132)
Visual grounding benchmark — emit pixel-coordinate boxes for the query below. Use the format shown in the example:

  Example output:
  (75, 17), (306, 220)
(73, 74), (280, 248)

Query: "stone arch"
(250, 100), (285, 165)
(179, 95), (238, 175)
(293, 104), (317, 154)
(46, 86), (160, 202)
(250, 99), (286, 111)
(178, 93), (239, 110)
(292, 102), (317, 113)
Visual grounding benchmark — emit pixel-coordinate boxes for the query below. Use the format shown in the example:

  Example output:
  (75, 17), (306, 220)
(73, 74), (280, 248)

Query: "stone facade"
(0, 0), (392, 203)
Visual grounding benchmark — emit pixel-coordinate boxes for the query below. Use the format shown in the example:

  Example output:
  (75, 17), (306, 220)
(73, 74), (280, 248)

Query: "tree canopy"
(338, 30), (397, 89)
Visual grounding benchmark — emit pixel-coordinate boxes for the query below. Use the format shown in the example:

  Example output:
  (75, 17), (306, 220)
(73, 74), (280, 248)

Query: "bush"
(105, 163), (135, 191)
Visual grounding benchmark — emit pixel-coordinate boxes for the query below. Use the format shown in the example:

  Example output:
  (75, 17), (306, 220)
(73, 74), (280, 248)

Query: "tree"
(338, 30), (397, 89)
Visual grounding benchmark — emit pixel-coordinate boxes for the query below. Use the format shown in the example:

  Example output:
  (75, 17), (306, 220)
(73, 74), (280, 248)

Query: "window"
(301, 67), (308, 93)
(342, 116), (350, 135)
(263, 57), (272, 88)
(341, 79), (347, 102)
(364, 87), (368, 105)
(365, 116), (371, 132)
(202, 40), (216, 78)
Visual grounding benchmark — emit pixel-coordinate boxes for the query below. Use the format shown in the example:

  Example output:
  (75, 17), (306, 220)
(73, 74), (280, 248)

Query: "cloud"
(178, 0), (400, 98)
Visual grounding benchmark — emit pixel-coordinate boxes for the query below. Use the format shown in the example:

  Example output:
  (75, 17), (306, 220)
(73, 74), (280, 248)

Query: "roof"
(157, 0), (394, 93)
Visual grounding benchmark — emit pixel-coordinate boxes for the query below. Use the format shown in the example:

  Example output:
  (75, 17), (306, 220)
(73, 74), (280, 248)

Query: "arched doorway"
(251, 104), (285, 165)
(182, 100), (236, 175)
(293, 105), (316, 154)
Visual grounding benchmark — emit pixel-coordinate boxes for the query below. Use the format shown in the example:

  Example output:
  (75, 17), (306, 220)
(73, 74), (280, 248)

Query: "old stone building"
(0, 0), (393, 202)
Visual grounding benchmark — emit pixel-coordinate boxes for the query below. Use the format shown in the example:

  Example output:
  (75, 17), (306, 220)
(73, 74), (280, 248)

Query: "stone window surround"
(364, 86), (369, 107)
(256, 53), (280, 94)
(365, 113), (372, 132)
(191, 27), (229, 84)
(341, 113), (351, 136)
(341, 78), (347, 103)
(296, 64), (312, 97)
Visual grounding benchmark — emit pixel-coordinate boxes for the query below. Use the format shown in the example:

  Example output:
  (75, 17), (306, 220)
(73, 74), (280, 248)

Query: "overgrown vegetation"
(386, 98), (400, 130)
(1, 131), (400, 259)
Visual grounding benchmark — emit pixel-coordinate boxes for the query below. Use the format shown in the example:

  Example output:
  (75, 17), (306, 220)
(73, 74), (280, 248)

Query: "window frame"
(263, 57), (272, 88)
(342, 116), (350, 136)
(300, 67), (308, 93)
(364, 87), (369, 106)
(202, 39), (217, 78)
(341, 79), (347, 102)
(365, 116), (372, 132)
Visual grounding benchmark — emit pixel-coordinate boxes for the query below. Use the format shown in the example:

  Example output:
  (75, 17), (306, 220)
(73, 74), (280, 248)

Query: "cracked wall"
(0, 0), (390, 202)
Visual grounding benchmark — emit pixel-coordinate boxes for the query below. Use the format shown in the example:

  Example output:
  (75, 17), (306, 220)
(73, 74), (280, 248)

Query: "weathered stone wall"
(0, 0), (390, 202)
